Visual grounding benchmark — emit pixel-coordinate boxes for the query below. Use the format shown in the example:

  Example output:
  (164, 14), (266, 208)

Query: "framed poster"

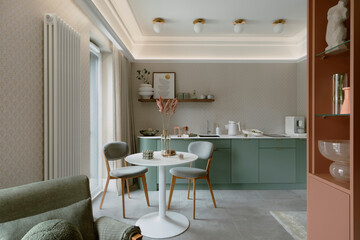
(153, 72), (176, 99)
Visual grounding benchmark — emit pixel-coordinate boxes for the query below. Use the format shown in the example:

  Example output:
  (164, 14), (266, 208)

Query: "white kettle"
(225, 121), (241, 136)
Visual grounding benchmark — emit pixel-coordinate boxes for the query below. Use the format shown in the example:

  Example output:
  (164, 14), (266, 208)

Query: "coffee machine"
(285, 116), (306, 135)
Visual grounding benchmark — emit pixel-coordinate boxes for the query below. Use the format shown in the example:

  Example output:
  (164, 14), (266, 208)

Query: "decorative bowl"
(242, 129), (264, 137)
(140, 129), (159, 136)
(318, 140), (350, 181)
(318, 140), (350, 162)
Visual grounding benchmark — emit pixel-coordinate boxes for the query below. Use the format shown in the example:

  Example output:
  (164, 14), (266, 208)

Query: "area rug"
(270, 211), (307, 240)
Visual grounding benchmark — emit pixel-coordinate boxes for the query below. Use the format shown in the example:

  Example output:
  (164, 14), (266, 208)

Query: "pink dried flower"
(156, 96), (164, 113)
(164, 99), (171, 116)
(171, 99), (178, 115)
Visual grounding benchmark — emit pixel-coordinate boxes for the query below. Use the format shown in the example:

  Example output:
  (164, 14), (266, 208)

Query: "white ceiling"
(89, 0), (308, 62)
(128, 0), (307, 37)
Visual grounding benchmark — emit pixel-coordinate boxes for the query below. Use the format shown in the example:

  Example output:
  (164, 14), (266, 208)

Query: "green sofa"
(0, 175), (142, 240)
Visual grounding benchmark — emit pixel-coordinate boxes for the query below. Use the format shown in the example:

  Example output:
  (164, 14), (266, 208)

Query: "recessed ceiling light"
(153, 18), (165, 33)
(233, 19), (246, 33)
(273, 19), (286, 34)
(193, 18), (205, 33)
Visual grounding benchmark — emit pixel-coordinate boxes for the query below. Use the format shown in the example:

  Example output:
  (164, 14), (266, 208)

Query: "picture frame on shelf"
(152, 72), (176, 99)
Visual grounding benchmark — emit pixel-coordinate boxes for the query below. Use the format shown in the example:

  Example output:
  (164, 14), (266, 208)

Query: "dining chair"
(99, 142), (150, 218)
(168, 141), (217, 219)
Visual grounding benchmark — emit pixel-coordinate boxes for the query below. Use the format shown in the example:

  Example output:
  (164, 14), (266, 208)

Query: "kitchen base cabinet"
(231, 140), (259, 183)
(138, 138), (306, 190)
(259, 148), (296, 183)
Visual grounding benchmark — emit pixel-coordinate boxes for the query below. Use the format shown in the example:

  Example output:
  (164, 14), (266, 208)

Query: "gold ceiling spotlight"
(193, 18), (205, 33)
(233, 19), (246, 25)
(193, 18), (205, 25)
(273, 19), (286, 34)
(152, 18), (165, 33)
(233, 19), (246, 33)
(273, 19), (286, 25)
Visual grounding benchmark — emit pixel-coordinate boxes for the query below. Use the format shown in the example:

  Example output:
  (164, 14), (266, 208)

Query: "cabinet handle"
(274, 147), (282, 150)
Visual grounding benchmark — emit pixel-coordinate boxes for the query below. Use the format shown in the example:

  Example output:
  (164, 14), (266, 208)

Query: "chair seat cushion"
(170, 167), (207, 179)
(110, 166), (148, 178)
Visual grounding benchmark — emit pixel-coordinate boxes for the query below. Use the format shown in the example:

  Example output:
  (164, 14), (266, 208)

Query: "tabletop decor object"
(156, 97), (178, 157)
(340, 87), (350, 114)
(153, 72), (176, 99)
(142, 150), (154, 160)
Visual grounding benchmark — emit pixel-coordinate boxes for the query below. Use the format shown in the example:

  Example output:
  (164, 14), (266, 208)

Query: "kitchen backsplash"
(132, 62), (306, 137)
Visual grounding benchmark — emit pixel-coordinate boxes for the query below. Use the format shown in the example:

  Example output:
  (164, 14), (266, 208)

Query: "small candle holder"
(142, 150), (154, 160)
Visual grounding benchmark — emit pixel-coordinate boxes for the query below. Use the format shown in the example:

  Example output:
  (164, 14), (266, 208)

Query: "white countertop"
(138, 134), (307, 139)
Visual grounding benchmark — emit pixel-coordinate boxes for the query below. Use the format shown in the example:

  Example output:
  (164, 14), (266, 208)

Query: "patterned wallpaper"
(0, 0), (109, 188)
(132, 63), (306, 137)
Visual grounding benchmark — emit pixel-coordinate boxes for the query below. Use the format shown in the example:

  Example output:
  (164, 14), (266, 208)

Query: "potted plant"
(137, 68), (154, 99)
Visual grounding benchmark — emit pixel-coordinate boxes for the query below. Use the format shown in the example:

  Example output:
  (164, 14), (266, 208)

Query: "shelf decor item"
(340, 87), (351, 114)
(318, 140), (350, 181)
(325, 0), (349, 53)
(156, 96), (178, 157)
(332, 73), (347, 114)
(137, 69), (154, 99)
(153, 72), (176, 99)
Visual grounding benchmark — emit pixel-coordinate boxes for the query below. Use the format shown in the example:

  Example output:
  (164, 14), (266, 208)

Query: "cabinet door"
(231, 140), (259, 183)
(308, 176), (349, 240)
(195, 148), (231, 184)
(259, 148), (296, 183)
(296, 139), (307, 183)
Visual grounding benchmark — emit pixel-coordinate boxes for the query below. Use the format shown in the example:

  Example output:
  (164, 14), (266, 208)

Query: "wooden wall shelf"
(309, 173), (350, 194)
(138, 99), (215, 103)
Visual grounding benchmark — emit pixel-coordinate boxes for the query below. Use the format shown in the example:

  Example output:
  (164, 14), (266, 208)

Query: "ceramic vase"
(138, 84), (154, 99)
(340, 87), (350, 114)
(161, 129), (171, 157)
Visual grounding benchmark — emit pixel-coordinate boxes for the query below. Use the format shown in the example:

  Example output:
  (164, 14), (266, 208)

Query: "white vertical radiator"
(44, 14), (81, 180)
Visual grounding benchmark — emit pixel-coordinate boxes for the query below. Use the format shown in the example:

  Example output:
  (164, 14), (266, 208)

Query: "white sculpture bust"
(325, 0), (349, 51)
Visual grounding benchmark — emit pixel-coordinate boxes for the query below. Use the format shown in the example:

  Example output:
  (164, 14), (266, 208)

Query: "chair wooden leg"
(99, 177), (110, 209)
(126, 179), (130, 198)
(168, 175), (176, 210)
(192, 179), (197, 219)
(141, 175), (150, 206)
(187, 179), (191, 199)
(121, 178), (125, 218)
(206, 176), (217, 208)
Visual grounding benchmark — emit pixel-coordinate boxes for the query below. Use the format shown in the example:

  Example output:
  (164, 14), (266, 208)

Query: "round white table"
(125, 151), (198, 239)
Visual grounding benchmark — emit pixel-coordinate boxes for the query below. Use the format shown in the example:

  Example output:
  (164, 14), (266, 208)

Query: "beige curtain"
(113, 46), (136, 194)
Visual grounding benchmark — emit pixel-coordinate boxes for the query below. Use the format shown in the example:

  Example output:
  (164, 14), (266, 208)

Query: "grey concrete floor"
(92, 189), (307, 240)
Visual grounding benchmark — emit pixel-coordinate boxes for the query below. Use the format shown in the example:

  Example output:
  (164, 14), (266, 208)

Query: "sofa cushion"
(21, 219), (83, 240)
(0, 198), (95, 240)
(0, 175), (91, 223)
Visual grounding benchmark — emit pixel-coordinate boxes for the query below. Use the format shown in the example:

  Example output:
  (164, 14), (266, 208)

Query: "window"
(89, 43), (102, 197)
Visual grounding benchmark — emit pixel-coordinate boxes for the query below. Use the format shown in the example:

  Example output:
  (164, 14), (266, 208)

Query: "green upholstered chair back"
(103, 142), (129, 161)
(0, 175), (91, 223)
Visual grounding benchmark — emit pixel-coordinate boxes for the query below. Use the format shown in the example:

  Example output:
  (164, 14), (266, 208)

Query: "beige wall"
(297, 59), (308, 116)
(132, 62), (307, 138)
(0, 0), (110, 188)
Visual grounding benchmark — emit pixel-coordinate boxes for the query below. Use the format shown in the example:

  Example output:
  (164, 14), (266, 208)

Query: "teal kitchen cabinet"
(296, 139), (307, 183)
(259, 139), (296, 183)
(195, 148), (231, 184)
(231, 140), (259, 183)
(138, 137), (307, 190)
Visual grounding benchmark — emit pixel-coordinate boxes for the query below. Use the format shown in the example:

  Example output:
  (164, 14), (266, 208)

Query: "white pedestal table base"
(135, 211), (189, 239)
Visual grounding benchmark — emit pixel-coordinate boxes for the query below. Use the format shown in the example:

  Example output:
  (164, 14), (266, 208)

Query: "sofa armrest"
(95, 216), (142, 240)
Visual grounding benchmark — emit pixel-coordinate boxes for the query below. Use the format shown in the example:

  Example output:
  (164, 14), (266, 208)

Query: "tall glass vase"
(332, 73), (348, 114)
(161, 130), (171, 157)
